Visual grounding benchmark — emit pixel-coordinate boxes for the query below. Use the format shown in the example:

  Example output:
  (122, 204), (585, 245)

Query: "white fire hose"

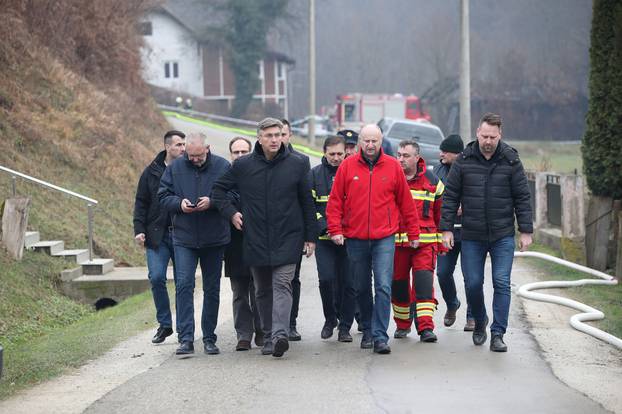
(515, 251), (622, 349)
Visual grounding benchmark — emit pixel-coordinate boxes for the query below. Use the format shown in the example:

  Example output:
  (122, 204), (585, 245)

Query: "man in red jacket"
(392, 140), (445, 343)
(327, 124), (420, 354)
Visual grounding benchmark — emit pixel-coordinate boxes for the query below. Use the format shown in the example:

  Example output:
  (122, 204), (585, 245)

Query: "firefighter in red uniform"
(392, 139), (445, 342)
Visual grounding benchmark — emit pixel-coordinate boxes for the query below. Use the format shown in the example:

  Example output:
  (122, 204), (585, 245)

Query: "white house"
(139, 5), (294, 116)
(139, 8), (204, 96)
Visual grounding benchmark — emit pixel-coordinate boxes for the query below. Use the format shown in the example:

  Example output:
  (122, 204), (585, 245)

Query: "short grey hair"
(257, 117), (283, 136)
(399, 139), (420, 154)
(186, 132), (208, 147)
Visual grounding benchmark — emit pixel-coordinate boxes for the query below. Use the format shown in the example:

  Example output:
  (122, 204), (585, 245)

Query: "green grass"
(507, 140), (582, 174)
(519, 243), (622, 339)
(0, 249), (164, 400)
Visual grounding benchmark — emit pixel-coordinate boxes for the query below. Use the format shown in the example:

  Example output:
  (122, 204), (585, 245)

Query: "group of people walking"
(133, 112), (533, 358)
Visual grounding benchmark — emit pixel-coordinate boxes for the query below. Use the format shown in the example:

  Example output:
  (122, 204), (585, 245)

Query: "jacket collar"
(149, 150), (167, 175)
(355, 148), (386, 167)
(321, 156), (339, 173)
(252, 140), (288, 163)
(183, 151), (212, 171)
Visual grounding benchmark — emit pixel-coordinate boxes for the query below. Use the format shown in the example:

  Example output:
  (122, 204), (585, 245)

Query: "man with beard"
(441, 113), (532, 352)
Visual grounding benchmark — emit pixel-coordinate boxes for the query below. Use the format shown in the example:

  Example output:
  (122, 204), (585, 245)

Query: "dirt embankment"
(0, 1), (166, 265)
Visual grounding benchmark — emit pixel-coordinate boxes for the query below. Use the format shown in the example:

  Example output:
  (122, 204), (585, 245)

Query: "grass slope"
(0, 248), (160, 399)
(0, 3), (170, 399)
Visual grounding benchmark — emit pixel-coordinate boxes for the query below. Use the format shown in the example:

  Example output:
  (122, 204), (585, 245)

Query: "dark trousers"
(437, 240), (473, 320)
(230, 275), (261, 342)
(252, 264), (297, 341)
(315, 240), (355, 331)
(289, 254), (303, 328)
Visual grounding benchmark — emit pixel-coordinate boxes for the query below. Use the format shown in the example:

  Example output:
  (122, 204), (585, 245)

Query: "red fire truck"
(335, 93), (430, 130)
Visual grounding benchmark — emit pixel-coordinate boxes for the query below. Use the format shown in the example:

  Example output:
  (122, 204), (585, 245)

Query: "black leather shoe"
(360, 332), (373, 349)
(472, 317), (489, 346)
(373, 341), (391, 354)
(261, 341), (273, 355)
(394, 328), (411, 339)
(321, 320), (337, 339)
(490, 334), (508, 352)
(203, 341), (220, 355)
(338, 330), (353, 342)
(288, 327), (302, 341)
(235, 340), (251, 351)
(152, 326), (174, 344)
(419, 329), (438, 343)
(254, 332), (265, 347)
(175, 341), (194, 356)
(444, 300), (460, 327)
(272, 337), (289, 357)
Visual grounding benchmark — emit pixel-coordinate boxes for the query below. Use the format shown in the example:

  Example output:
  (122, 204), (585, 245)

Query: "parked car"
(290, 115), (331, 139)
(378, 117), (445, 169)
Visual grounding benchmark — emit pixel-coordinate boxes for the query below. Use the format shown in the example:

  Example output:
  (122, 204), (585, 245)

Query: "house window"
(277, 62), (286, 80)
(164, 61), (179, 79)
(138, 21), (152, 36)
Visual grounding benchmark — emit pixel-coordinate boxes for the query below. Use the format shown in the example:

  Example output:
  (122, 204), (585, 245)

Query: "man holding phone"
(159, 132), (231, 357)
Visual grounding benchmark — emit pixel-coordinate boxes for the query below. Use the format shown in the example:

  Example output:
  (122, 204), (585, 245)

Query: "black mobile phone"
(187, 202), (197, 208)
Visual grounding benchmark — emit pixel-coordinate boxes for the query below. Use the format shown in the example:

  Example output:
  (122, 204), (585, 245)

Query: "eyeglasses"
(231, 151), (249, 155)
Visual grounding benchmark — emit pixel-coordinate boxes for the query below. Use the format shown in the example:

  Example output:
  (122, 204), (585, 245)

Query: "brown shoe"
(444, 308), (458, 327)
(463, 319), (475, 332)
(444, 300), (460, 327)
(235, 340), (251, 351)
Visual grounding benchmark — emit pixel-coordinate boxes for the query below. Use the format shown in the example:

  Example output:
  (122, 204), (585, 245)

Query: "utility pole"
(308, 0), (316, 145)
(459, 0), (471, 141)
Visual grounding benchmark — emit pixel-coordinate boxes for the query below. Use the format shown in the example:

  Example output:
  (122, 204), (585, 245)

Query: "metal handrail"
(0, 164), (98, 261)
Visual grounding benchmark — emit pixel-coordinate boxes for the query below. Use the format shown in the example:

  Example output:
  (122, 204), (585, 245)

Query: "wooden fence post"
(1, 197), (31, 260)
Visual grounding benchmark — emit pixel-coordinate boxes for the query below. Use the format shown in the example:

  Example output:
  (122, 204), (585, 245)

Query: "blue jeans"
(146, 231), (176, 329)
(346, 236), (395, 343)
(436, 241), (472, 320)
(460, 236), (515, 335)
(315, 240), (355, 330)
(173, 244), (225, 343)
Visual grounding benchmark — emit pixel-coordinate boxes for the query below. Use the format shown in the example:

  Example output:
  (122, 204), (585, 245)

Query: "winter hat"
(440, 134), (464, 153)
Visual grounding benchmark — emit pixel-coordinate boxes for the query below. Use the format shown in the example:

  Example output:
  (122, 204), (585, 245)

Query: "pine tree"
(582, 0), (622, 198)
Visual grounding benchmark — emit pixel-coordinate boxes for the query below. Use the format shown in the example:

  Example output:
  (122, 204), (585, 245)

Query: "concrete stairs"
(25, 231), (114, 277)
(24, 230), (139, 305)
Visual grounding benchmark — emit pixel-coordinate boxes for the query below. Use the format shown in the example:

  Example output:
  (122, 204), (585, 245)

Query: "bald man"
(326, 124), (420, 354)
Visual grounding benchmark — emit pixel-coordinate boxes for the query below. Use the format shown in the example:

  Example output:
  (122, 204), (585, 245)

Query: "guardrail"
(158, 104), (309, 136)
(0, 165), (98, 261)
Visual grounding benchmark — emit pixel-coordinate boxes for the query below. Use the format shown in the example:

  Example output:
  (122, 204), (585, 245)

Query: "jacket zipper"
(368, 168), (373, 239)
(265, 166), (271, 264)
(195, 170), (200, 248)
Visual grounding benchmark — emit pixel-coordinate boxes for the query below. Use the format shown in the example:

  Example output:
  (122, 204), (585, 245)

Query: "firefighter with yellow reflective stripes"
(392, 139), (446, 342)
(309, 135), (357, 342)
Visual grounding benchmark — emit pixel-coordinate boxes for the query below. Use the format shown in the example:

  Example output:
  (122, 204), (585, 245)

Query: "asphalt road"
(84, 116), (609, 414)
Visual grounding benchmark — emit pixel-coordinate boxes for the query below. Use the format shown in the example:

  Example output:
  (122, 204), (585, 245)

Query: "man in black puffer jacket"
(133, 130), (185, 345)
(212, 118), (318, 358)
(158, 132), (231, 357)
(440, 113), (532, 353)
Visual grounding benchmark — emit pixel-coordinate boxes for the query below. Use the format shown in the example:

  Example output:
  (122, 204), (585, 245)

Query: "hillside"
(0, 1), (167, 266)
